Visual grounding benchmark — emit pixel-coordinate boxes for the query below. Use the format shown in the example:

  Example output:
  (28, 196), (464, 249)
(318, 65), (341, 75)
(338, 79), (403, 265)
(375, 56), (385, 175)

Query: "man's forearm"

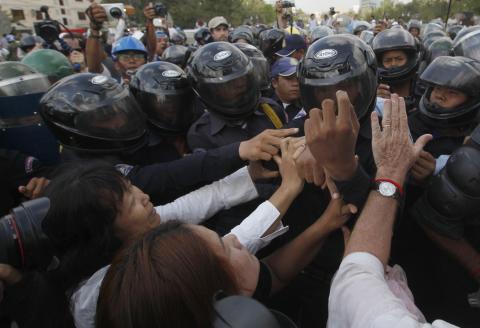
(86, 35), (104, 73)
(145, 21), (156, 61)
(344, 190), (398, 267)
(263, 218), (330, 292)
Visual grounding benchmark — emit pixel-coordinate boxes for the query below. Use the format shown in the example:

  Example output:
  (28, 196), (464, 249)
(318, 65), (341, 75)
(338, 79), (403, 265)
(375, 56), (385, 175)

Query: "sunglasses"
(118, 53), (146, 61)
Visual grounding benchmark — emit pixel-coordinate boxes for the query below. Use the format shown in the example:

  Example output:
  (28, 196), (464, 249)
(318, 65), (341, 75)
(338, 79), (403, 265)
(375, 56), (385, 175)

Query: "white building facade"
(0, 0), (91, 32)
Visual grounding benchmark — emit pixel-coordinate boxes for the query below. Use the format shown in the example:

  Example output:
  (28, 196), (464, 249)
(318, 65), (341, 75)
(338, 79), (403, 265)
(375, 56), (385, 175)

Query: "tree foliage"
(360, 0), (480, 23)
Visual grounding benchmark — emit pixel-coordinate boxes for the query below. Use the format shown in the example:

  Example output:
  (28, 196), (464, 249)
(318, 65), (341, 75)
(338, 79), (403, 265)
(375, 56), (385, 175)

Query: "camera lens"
(110, 7), (123, 19)
(0, 198), (53, 270)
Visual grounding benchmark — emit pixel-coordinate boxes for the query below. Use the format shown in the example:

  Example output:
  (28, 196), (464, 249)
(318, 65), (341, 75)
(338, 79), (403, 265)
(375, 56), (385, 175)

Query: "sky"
(294, 0), (360, 14)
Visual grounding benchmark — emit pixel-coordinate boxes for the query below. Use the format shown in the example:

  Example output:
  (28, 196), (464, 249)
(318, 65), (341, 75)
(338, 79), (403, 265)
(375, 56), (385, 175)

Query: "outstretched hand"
(371, 94), (432, 185)
(305, 90), (360, 181)
(273, 138), (305, 195)
(319, 174), (357, 233)
(239, 128), (299, 162)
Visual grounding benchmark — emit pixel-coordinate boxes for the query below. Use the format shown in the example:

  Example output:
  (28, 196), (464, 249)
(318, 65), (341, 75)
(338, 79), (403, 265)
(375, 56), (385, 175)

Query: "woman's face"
(430, 86), (468, 109)
(113, 182), (161, 242)
(189, 225), (260, 296)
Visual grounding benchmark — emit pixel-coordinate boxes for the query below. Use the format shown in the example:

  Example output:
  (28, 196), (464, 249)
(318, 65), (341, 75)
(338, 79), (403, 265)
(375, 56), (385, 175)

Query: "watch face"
(379, 182), (396, 197)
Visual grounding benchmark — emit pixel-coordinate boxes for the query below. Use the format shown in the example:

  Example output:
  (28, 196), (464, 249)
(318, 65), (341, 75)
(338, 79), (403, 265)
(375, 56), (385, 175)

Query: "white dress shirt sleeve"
(156, 166), (258, 224)
(327, 252), (459, 328)
(227, 201), (289, 254)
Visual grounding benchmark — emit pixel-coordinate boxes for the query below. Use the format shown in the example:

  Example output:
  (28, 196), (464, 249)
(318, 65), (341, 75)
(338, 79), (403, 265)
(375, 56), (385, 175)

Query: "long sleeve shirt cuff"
(227, 201), (289, 254)
(157, 166), (258, 224)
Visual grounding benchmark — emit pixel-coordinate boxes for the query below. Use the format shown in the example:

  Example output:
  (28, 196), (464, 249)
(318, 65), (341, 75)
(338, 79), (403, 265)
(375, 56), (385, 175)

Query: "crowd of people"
(0, 1), (480, 327)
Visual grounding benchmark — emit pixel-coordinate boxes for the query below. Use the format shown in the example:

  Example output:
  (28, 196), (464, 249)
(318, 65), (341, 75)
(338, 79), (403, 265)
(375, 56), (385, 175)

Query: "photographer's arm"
(275, 1), (288, 29)
(143, 3), (157, 61)
(85, 3), (107, 74)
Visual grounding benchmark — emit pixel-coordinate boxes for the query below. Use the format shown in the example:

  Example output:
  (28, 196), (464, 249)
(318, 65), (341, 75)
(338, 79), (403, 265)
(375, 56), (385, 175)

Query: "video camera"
(0, 198), (54, 271)
(154, 2), (168, 17)
(34, 6), (61, 44)
(280, 1), (295, 9)
(329, 7), (337, 16)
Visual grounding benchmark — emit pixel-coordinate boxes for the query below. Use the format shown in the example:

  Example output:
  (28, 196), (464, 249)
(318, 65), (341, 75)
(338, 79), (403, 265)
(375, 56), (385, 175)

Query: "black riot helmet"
(419, 56), (480, 129)
(353, 21), (371, 36)
(161, 45), (192, 69)
(0, 61), (50, 96)
(258, 28), (285, 62)
(310, 26), (334, 43)
(447, 24), (463, 40)
(407, 20), (422, 33)
(187, 42), (259, 121)
(233, 43), (270, 91)
(298, 34), (377, 120)
(452, 25), (480, 46)
(425, 37), (452, 65)
(421, 22), (443, 38)
(130, 61), (195, 135)
(453, 29), (480, 62)
(39, 73), (147, 153)
(194, 27), (213, 45)
(422, 30), (448, 49)
(230, 25), (254, 44)
(372, 28), (420, 84)
(359, 30), (375, 45)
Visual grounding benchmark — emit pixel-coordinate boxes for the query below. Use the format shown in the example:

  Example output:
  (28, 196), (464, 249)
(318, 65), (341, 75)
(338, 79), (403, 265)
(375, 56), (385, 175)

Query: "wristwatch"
(372, 179), (402, 200)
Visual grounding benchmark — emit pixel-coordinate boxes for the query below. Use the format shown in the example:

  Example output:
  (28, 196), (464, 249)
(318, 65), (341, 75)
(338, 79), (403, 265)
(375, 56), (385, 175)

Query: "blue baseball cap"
(275, 34), (307, 57)
(271, 57), (298, 78)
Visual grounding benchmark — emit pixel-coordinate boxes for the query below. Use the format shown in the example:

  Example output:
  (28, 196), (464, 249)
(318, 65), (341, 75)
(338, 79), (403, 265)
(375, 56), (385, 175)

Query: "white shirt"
(71, 167), (288, 328)
(327, 252), (459, 328)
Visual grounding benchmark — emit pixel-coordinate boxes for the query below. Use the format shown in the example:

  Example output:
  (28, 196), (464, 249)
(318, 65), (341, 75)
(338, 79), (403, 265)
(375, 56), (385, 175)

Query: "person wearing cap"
(155, 29), (170, 58)
(275, 34), (307, 61)
(270, 57), (302, 122)
(208, 16), (230, 42)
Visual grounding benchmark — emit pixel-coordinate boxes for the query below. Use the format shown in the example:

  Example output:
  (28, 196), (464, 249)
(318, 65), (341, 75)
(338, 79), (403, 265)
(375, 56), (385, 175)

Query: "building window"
(61, 9), (66, 15)
(63, 18), (68, 25)
(59, 0), (64, 6)
(11, 9), (25, 22)
(36, 10), (43, 20)
(78, 12), (86, 20)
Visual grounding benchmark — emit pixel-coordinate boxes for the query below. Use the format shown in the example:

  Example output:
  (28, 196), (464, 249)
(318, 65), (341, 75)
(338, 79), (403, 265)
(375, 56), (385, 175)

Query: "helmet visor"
(74, 92), (146, 141)
(196, 71), (258, 117)
(0, 74), (50, 97)
(301, 74), (376, 119)
(143, 90), (195, 133)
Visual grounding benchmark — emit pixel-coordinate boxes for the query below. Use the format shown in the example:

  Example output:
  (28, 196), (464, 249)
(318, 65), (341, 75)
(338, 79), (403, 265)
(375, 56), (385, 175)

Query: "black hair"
(42, 160), (127, 292)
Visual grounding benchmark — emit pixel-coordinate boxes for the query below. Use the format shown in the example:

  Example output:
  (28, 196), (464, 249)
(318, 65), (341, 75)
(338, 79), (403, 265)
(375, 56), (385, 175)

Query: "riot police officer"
(372, 28), (421, 112)
(409, 56), (480, 157)
(187, 42), (287, 151)
(39, 73), (293, 204)
(258, 28), (285, 64)
(129, 61), (196, 163)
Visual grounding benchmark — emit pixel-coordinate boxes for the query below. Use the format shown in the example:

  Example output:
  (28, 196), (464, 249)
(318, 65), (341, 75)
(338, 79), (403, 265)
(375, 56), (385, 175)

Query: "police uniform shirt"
(187, 98), (287, 151)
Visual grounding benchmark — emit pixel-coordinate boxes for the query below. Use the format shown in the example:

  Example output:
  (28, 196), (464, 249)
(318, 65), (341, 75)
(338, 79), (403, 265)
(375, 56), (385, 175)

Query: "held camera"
(101, 3), (125, 21)
(33, 6), (61, 44)
(329, 7), (337, 16)
(0, 198), (54, 271)
(154, 2), (168, 17)
(281, 1), (295, 8)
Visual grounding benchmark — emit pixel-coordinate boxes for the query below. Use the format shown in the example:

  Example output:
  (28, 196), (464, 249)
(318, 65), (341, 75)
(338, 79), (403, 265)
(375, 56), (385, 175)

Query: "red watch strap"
(374, 178), (404, 196)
